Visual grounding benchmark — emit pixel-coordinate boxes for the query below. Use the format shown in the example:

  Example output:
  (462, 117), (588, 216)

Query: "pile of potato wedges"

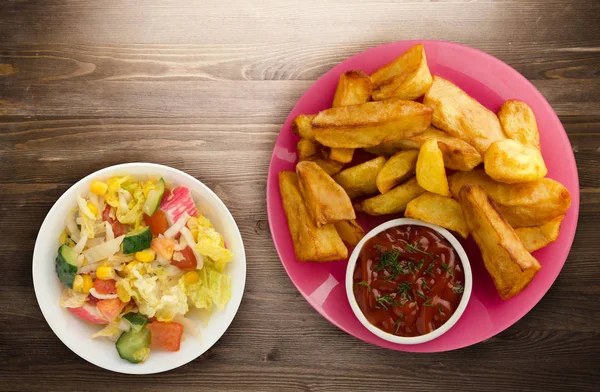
(279, 44), (571, 300)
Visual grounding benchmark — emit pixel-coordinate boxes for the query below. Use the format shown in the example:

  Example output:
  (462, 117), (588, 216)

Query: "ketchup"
(353, 225), (464, 337)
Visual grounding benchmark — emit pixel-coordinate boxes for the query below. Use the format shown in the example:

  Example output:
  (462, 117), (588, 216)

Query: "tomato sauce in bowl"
(353, 224), (465, 338)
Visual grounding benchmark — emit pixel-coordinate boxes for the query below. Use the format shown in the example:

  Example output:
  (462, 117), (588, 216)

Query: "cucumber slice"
(115, 328), (151, 364)
(56, 245), (79, 288)
(122, 226), (152, 254)
(142, 178), (166, 217)
(123, 312), (148, 332)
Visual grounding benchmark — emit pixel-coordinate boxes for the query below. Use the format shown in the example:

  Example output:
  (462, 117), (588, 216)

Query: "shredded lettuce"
(116, 267), (188, 322)
(185, 261), (231, 313)
(188, 215), (232, 272)
(59, 288), (88, 308)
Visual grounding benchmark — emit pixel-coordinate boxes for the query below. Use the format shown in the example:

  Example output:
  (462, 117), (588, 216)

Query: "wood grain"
(1, 0), (599, 391)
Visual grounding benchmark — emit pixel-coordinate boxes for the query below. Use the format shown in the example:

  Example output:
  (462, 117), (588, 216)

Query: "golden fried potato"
(292, 114), (316, 140)
(279, 171), (348, 262)
(370, 44), (433, 101)
(498, 100), (540, 150)
(333, 156), (387, 199)
(365, 127), (482, 171)
(449, 170), (571, 227)
(334, 219), (365, 246)
(329, 71), (372, 163)
(484, 139), (547, 184)
(296, 161), (356, 227)
(423, 76), (505, 154)
(311, 99), (432, 148)
(302, 156), (344, 176)
(332, 70), (372, 107)
(458, 184), (541, 300)
(328, 148), (354, 163)
(297, 138), (318, 160)
(376, 150), (418, 193)
(355, 177), (425, 215)
(405, 192), (469, 238)
(416, 139), (451, 196)
(515, 215), (565, 253)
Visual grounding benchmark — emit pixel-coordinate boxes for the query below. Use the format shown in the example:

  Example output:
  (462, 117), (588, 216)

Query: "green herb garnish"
(423, 298), (435, 307)
(396, 281), (413, 301)
(425, 263), (434, 275)
(421, 279), (430, 291)
(401, 240), (435, 259)
(417, 291), (428, 300)
(441, 263), (454, 277)
(355, 281), (371, 291)
(375, 294), (395, 310)
(438, 306), (443, 314)
(453, 284), (464, 295)
(393, 315), (404, 334)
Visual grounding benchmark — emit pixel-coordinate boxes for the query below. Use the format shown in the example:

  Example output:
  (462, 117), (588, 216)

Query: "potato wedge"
(365, 127), (482, 171)
(423, 76), (505, 154)
(355, 177), (425, 215)
(484, 139), (547, 184)
(311, 99), (432, 148)
(297, 138), (318, 160)
(333, 156), (387, 199)
(296, 161), (356, 227)
(329, 70), (372, 163)
(302, 156), (344, 176)
(515, 215), (565, 253)
(405, 192), (469, 239)
(458, 184), (541, 300)
(292, 114), (316, 140)
(328, 148), (354, 163)
(332, 70), (372, 107)
(371, 44), (433, 101)
(449, 170), (571, 227)
(498, 100), (540, 150)
(416, 139), (451, 197)
(376, 150), (418, 193)
(279, 171), (348, 262)
(334, 219), (365, 247)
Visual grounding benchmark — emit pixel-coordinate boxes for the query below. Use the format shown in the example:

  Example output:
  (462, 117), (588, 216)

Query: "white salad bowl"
(345, 218), (472, 345)
(32, 162), (246, 374)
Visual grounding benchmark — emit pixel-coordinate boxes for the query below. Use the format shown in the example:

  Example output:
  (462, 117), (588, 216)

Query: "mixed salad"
(56, 175), (232, 363)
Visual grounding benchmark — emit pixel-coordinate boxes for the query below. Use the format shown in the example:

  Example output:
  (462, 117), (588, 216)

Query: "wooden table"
(1, 1), (598, 390)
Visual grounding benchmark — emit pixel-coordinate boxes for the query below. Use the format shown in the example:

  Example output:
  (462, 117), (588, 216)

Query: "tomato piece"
(101, 205), (128, 237)
(96, 298), (125, 322)
(93, 279), (117, 295)
(146, 321), (184, 352)
(170, 246), (197, 270)
(143, 209), (169, 236)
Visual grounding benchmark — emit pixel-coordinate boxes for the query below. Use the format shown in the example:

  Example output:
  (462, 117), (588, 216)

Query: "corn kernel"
(117, 285), (131, 302)
(72, 275), (84, 292)
(59, 231), (68, 245)
(135, 249), (156, 263)
(87, 202), (98, 216)
(90, 181), (108, 196)
(121, 261), (139, 276)
(184, 271), (199, 285)
(82, 275), (93, 294)
(96, 265), (115, 280)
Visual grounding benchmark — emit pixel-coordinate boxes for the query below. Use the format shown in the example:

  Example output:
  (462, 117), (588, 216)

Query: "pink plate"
(266, 40), (579, 352)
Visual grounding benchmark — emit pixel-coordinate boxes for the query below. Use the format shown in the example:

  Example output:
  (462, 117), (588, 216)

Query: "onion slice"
(163, 212), (190, 238)
(89, 288), (118, 300)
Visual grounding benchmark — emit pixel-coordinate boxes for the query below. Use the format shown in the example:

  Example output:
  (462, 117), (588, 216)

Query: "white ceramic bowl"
(32, 163), (246, 374)
(345, 218), (472, 345)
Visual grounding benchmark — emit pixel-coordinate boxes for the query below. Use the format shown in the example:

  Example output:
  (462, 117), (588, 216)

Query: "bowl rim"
(345, 218), (472, 345)
(32, 162), (246, 374)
